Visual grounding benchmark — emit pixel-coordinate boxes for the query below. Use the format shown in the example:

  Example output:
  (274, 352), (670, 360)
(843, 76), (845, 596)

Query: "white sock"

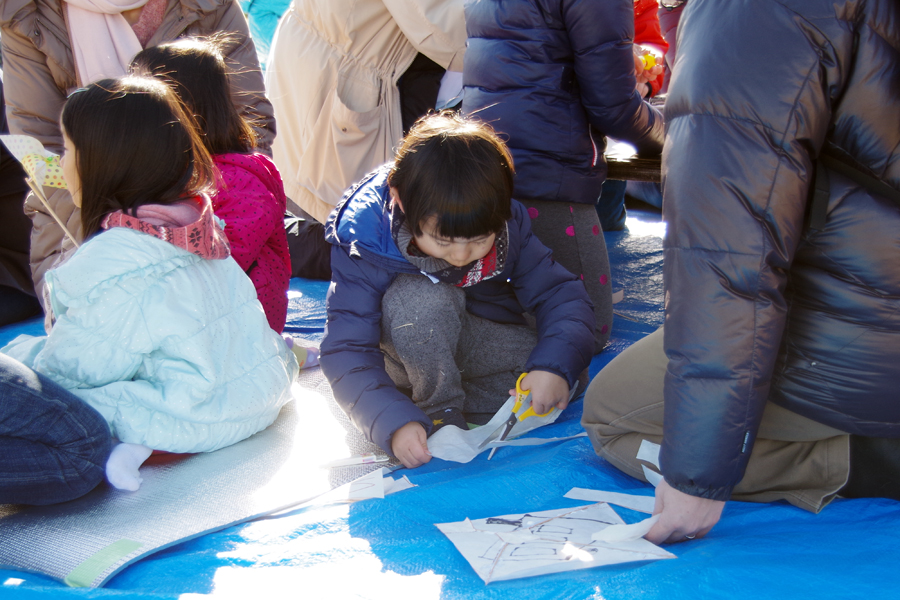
(105, 442), (153, 491)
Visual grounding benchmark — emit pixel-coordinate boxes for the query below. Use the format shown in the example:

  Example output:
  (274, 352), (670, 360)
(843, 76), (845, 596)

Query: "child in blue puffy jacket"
(320, 113), (595, 468)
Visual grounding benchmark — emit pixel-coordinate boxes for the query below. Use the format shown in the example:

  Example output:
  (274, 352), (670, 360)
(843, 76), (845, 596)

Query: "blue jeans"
(0, 353), (112, 505)
(595, 179), (627, 231)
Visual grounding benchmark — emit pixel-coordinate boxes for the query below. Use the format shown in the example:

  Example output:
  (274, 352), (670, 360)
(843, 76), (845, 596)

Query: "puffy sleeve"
(319, 246), (433, 454)
(563, 0), (664, 154)
(659, 0), (845, 500)
(200, 0), (276, 153)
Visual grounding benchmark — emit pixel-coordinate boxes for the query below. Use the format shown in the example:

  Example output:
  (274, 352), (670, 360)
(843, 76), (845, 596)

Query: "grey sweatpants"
(380, 273), (537, 424)
(581, 327), (850, 513)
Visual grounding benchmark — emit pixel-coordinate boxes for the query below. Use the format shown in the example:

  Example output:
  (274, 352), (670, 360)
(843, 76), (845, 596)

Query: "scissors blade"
(485, 413), (518, 460)
(477, 412), (517, 450)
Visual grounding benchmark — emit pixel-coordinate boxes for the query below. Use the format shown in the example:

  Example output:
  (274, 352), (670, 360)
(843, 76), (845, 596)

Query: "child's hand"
(391, 421), (432, 468)
(633, 45), (664, 96)
(509, 371), (570, 416)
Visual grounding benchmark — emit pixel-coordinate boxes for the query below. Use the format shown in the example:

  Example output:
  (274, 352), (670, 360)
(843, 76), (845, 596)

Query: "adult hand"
(645, 479), (726, 544)
(509, 370), (570, 415)
(390, 421), (432, 468)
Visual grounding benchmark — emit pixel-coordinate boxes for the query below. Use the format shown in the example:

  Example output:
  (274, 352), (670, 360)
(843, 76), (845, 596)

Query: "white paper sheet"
(642, 465), (663, 487)
(564, 488), (655, 514)
(637, 439), (661, 468)
(427, 396), (572, 463)
(436, 503), (674, 583)
(592, 514), (659, 543)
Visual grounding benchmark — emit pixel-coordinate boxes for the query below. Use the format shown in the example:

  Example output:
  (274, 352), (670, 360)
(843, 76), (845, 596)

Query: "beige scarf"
(64, 0), (148, 86)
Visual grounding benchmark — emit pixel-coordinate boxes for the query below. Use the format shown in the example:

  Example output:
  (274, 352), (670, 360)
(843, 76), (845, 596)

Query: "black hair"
(62, 76), (215, 237)
(388, 111), (514, 238)
(130, 33), (256, 155)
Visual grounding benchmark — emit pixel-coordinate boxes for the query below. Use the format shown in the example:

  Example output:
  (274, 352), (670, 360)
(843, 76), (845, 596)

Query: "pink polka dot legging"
(522, 199), (613, 353)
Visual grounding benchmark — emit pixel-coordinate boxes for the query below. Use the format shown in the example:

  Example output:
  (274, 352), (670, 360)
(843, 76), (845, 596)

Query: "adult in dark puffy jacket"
(462, 0), (664, 353)
(582, 0), (900, 543)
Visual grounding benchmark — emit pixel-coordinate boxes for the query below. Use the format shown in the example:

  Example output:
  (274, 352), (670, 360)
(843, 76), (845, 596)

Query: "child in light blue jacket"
(1, 76), (297, 492)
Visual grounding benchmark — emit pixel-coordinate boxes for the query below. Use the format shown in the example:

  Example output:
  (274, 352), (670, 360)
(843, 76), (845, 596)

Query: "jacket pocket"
(297, 72), (392, 208)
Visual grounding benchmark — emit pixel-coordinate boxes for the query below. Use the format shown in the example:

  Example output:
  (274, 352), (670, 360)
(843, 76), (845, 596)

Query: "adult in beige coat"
(265, 0), (466, 225)
(0, 0), (274, 301)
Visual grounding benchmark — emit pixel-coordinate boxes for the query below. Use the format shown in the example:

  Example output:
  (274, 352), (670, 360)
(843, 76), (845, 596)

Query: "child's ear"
(390, 187), (404, 213)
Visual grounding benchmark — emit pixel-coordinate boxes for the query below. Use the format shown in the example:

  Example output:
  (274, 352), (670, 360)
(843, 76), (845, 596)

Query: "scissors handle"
(518, 405), (554, 420)
(514, 372), (554, 420)
(512, 373), (528, 412)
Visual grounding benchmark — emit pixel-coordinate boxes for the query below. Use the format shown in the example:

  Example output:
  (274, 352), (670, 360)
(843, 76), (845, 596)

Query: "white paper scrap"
(384, 475), (415, 495)
(436, 503), (674, 583)
(428, 395), (578, 463)
(642, 465), (663, 487)
(592, 514), (660, 543)
(637, 439), (661, 468)
(346, 468), (386, 501)
(564, 488), (655, 514)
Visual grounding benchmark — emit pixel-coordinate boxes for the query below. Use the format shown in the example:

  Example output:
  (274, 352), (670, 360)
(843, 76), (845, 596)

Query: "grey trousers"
(521, 199), (613, 354)
(381, 274), (537, 424)
(581, 327), (850, 513)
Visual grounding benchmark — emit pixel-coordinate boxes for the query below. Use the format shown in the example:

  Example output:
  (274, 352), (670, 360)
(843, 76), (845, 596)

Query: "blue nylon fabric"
(0, 212), (896, 598)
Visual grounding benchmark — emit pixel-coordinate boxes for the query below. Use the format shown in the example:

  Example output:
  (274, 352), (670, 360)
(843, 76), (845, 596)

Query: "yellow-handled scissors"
(480, 373), (554, 460)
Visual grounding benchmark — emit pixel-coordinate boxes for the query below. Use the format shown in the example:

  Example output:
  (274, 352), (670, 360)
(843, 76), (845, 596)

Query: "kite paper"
(0, 135), (67, 188)
(0, 134), (79, 248)
(436, 503), (674, 583)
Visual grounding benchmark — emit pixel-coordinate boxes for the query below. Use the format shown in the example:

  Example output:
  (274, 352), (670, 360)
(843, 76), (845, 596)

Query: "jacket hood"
(214, 152), (287, 212)
(325, 166), (415, 272)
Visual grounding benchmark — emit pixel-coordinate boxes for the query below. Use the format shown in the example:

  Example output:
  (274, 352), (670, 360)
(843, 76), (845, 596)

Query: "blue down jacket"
(320, 167), (595, 453)
(1, 227), (298, 453)
(462, 0), (664, 204)
(661, 0), (900, 501)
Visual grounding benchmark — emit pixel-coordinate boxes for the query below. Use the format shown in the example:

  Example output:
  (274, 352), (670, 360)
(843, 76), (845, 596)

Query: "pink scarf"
(101, 197), (232, 260)
(64, 0), (147, 85)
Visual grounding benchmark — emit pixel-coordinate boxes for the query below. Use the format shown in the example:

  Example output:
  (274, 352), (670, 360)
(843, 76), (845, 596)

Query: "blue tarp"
(1, 212), (897, 599)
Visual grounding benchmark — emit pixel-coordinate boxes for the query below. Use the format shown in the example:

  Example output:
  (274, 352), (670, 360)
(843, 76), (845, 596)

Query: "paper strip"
(592, 514), (660, 543)
(637, 439), (661, 468)
(642, 465), (663, 487)
(564, 488), (655, 514)
(486, 432), (587, 449)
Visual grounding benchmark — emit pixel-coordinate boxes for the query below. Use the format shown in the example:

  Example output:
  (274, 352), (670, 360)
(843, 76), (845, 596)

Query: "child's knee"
(382, 274), (466, 327)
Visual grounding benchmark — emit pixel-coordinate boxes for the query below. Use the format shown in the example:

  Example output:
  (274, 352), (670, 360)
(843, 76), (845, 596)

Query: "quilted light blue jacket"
(1, 227), (297, 453)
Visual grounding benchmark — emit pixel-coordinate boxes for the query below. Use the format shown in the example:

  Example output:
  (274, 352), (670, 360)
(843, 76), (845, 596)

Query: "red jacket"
(212, 153), (290, 333)
(634, 0), (668, 97)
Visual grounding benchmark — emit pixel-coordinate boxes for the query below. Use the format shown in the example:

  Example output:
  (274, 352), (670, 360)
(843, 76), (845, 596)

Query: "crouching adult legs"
(581, 327), (850, 514)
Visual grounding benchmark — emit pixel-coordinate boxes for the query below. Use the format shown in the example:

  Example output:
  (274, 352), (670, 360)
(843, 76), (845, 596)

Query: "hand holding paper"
(645, 479), (725, 545)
